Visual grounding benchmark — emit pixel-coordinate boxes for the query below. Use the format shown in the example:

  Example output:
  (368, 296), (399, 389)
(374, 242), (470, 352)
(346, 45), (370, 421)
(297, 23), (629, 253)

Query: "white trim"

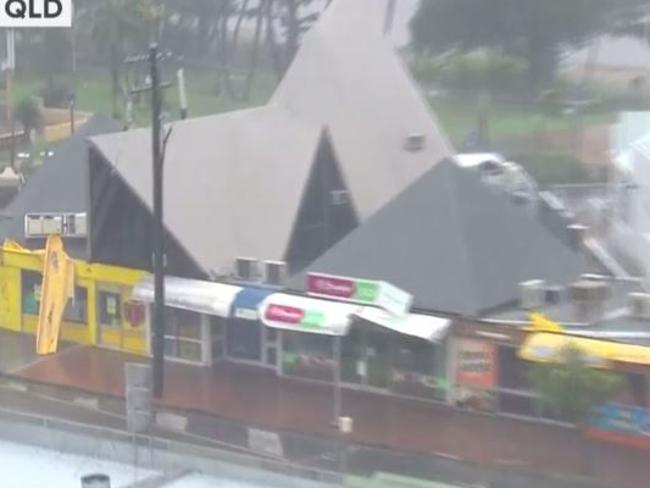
(259, 293), (357, 336)
(132, 275), (242, 317)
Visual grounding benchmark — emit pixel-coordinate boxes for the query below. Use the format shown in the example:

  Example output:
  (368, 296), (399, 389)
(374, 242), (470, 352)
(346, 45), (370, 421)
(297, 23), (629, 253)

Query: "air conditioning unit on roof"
(264, 260), (286, 287)
(519, 279), (546, 310)
(234, 257), (260, 282)
(629, 292), (650, 320)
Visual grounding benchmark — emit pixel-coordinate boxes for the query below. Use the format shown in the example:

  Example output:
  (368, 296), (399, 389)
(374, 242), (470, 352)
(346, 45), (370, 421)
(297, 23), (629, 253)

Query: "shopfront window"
(282, 331), (335, 382)
(21, 270), (41, 315)
(63, 287), (88, 324)
(163, 307), (203, 363)
(391, 338), (442, 400)
(497, 346), (537, 418)
(98, 291), (121, 327)
(226, 318), (262, 361)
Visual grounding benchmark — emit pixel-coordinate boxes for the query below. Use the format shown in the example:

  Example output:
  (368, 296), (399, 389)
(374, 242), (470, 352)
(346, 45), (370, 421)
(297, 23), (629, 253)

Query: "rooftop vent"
(569, 279), (611, 324)
(629, 292), (650, 320)
(567, 224), (588, 251)
(330, 190), (349, 206)
(264, 260), (286, 287)
(519, 279), (546, 309)
(545, 285), (565, 305)
(404, 133), (426, 152)
(234, 257), (260, 282)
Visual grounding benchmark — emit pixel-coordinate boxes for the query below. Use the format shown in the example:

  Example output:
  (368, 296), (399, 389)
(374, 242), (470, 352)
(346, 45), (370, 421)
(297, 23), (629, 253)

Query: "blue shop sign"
(230, 287), (275, 321)
(591, 403), (650, 437)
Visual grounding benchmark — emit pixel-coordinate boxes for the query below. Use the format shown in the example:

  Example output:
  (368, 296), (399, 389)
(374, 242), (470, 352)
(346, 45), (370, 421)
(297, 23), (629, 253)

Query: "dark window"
(64, 287), (88, 323)
(21, 270), (42, 315)
(162, 307), (203, 362)
(498, 346), (530, 390)
(99, 291), (121, 327)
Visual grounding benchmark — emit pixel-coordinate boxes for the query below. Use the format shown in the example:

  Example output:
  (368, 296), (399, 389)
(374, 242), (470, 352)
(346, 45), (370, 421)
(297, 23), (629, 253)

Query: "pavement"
(2, 333), (649, 488)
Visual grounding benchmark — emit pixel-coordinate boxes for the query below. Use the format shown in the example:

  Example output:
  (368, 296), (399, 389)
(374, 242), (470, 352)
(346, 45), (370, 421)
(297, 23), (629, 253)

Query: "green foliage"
(413, 49), (529, 95)
(14, 97), (43, 140)
(529, 345), (624, 424)
(514, 153), (597, 186)
(410, 0), (648, 90)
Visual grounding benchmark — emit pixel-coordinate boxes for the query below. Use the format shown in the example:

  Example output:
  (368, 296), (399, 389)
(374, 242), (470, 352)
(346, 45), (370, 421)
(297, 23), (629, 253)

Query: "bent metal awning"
(259, 293), (359, 336)
(132, 275), (242, 318)
(354, 306), (450, 343)
(519, 332), (650, 368)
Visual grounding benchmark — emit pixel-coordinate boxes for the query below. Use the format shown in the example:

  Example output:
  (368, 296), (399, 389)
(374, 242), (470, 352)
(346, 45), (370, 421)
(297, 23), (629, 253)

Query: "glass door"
(226, 317), (262, 362)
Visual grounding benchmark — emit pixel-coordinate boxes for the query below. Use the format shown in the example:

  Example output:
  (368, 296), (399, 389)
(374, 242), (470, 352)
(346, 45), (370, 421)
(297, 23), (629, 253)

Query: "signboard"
(307, 272), (412, 316)
(589, 403), (650, 449)
(454, 339), (497, 388)
(234, 307), (258, 320)
(123, 301), (145, 328)
(264, 304), (325, 330)
(248, 428), (284, 457)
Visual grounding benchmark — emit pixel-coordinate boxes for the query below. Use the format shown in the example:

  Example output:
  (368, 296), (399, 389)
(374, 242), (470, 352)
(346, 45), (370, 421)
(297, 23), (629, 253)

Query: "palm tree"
(14, 97), (43, 146)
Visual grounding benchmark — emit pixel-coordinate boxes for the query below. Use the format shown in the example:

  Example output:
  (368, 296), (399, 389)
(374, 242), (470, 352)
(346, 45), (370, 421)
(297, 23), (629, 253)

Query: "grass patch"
(513, 152), (603, 186)
(12, 69), (278, 126)
(430, 95), (614, 148)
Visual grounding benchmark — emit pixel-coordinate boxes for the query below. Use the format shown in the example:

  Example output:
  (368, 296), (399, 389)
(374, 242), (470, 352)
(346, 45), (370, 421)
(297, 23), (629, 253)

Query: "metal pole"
(69, 98), (75, 135)
(177, 68), (188, 120)
(150, 43), (166, 399)
(333, 336), (342, 423)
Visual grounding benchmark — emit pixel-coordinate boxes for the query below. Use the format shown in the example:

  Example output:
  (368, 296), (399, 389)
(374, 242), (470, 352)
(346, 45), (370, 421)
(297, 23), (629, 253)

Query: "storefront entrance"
(226, 287), (276, 366)
(226, 318), (262, 361)
(342, 325), (391, 390)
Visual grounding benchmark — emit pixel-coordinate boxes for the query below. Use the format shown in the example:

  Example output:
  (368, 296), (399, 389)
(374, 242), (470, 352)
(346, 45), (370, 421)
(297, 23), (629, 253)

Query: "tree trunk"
(110, 44), (121, 119)
(265, 0), (286, 80)
(284, 0), (300, 68)
(242, 1), (265, 100)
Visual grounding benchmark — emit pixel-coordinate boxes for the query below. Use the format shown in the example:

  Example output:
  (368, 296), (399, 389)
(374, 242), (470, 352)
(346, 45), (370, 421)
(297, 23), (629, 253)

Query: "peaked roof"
(288, 160), (589, 317)
(272, 0), (453, 220)
(90, 105), (323, 275)
(0, 114), (121, 257)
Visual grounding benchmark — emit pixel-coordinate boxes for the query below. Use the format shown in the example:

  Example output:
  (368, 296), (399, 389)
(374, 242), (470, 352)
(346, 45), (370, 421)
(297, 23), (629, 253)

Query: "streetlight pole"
(150, 44), (166, 399)
(127, 45), (173, 399)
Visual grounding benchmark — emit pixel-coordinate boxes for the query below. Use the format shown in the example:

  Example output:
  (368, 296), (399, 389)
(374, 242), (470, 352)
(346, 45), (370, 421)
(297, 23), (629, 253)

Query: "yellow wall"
(0, 245), (148, 355)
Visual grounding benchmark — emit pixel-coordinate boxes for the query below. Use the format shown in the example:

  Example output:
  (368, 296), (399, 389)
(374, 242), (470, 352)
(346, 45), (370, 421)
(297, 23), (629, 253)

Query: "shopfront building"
(0, 242), (148, 355)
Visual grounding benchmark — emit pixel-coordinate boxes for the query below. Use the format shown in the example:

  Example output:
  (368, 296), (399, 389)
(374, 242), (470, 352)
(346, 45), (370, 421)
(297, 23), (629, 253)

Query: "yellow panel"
(122, 329), (147, 355)
(22, 314), (37, 335)
(519, 332), (650, 367)
(60, 322), (91, 344)
(0, 266), (21, 331)
(99, 328), (121, 348)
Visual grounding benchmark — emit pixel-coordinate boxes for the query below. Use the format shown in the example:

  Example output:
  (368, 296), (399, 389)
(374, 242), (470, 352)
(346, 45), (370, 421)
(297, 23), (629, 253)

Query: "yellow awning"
(519, 333), (650, 367)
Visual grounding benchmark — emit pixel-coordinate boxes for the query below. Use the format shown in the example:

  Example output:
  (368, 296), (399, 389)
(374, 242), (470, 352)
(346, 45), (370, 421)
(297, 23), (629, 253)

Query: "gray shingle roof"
(90, 105), (323, 275)
(271, 0), (454, 220)
(0, 114), (121, 257)
(288, 160), (590, 316)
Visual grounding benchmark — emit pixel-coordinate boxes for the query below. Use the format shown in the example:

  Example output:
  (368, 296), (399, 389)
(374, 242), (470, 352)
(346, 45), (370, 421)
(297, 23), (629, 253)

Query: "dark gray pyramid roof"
(288, 159), (589, 316)
(0, 114), (122, 257)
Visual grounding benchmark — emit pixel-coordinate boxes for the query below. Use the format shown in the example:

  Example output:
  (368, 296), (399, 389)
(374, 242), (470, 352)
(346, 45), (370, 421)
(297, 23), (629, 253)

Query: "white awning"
(355, 306), (450, 343)
(132, 275), (242, 317)
(259, 293), (358, 336)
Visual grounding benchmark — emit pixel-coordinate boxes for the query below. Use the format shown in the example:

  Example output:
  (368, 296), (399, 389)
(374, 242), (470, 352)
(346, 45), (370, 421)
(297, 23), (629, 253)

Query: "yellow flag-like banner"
(35, 235), (75, 355)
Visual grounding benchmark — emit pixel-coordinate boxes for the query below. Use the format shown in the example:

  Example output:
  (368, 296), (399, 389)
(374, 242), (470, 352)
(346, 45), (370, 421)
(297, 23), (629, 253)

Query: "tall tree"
(529, 345), (624, 473)
(410, 0), (648, 94)
(82, 0), (151, 117)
